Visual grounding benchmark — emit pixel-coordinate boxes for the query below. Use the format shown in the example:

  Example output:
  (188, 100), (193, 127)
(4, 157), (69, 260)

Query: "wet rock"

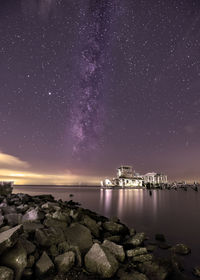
(22, 208), (45, 223)
(102, 239), (125, 262)
(133, 253), (153, 263)
(155, 234), (165, 242)
(138, 261), (168, 280)
(0, 266), (14, 280)
(193, 266), (200, 277)
(106, 235), (121, 243)
(85, 243), (119, 278)
(35, 251), (54, 277)
(172, 244), (191, 255)
(0, 241), (27, 280)
(23, 222), (44, 233)
(65, 223), (93, 254)
(1, 206), (16, 215)
(20, 238), (36, 254)
(35, 229), (49, 247)
(103, 221), (125, 235)
(0, 225), (23, 254)
(54, 251), (75, 273)
(126, 247), (148, 257)
(43, 218), (67, 230)
(83, 215), (100, 238)
(4, 214), (22, 227)
(126, 233), (145, 247)
(118, 270), (148, 280)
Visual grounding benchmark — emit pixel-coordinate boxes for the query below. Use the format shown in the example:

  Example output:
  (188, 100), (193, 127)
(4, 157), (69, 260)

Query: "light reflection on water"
(13, 185), (200, 276)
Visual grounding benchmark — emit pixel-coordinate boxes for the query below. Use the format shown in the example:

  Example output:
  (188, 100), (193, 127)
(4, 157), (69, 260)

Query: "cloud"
(0, 152), (29, 169)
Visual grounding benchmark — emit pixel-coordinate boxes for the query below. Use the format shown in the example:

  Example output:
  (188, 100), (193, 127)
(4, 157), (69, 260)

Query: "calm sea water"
(13, 185), (200, 278)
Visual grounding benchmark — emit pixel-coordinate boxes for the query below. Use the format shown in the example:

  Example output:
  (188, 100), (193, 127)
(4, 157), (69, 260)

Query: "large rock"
(0, 225), (23, 254)
(54, 251), (75, 273)
(0, 212), (4, 227)
(19, 238), (36, 255)
(133, 254), (153, 263)
(126, 247), (148, 257)
(0, 241), (27, 280)
(35, 251), (54, 277)
(126, 233), (145, 247)
(4, 214), (22, 227)
(0, 266), (14, 280)
(138, 261), (168, 280)
(83, 215), (100, 238)
(35, 227), (65, 247)
(103, 221), (125, 235)
(84, 243), (119, 278)
(43, 218), (67, 230)
(23, 222), (44, 233)
(65, 223), (93, 254)
(102, 240), (125, 262)
(171, 244), (191, 255)
(22, 208), (44, 223)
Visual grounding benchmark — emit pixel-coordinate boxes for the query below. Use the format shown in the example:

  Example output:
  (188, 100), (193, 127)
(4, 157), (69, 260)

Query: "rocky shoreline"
(0, 185), (199, 280)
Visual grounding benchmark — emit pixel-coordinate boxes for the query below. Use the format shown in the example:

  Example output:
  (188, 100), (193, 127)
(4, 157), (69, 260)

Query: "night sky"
(0, 0), (200, 184)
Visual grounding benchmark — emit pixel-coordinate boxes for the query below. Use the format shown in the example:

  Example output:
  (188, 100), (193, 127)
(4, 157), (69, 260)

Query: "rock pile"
(0, 192), (194, 279)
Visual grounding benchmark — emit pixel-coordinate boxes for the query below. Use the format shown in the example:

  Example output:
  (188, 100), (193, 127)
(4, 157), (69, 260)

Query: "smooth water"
(13, 185), (200, 277)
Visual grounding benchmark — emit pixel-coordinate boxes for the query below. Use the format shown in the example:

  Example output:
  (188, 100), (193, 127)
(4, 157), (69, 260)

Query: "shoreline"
(0, 186), (198, 279)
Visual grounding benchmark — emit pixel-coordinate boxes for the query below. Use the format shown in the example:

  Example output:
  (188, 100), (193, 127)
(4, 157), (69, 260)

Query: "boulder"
(0, 241), (27, 280)
(35, 227), (65, 247)
(0, 225), (23, 254)
(102, 240), (125, 262)
(0, 213), (4, 227)
(103, 221), (125, 235)
(171, 244), (191, 255)
(84, 243), (119, 278)
(83, 215), (100, 238)
(1, 207), (16, 215)
(19, 238), (36, 254)
(127, 247), (148, 257)
(106, 235), (121, 243)
(23, 222), (44, 233)
(0, 266), (14, 280)
(133, 254), (153, 263)
(54, 251), (75, 273)
(138, 261), (168, 280)
(35, 251), (54, 277)
(43, 218), (67, 230)
(4, 214), (22, 227)
(126, 233), (145, 247)
(65, 223), (93, 254)
(26, 255), (35, 268)
(22, 208), (44, 223)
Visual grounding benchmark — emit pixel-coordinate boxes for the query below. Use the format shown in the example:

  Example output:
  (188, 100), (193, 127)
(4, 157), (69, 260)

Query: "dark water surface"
(13, 185), (200, 277)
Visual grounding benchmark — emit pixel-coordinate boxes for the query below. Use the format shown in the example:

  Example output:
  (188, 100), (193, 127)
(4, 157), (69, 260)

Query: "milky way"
(70, 1), (114, 154)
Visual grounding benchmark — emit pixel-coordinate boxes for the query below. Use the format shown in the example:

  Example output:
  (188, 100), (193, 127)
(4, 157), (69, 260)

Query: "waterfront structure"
(143, 172), (168, 185)
(101, 165), (144, 188)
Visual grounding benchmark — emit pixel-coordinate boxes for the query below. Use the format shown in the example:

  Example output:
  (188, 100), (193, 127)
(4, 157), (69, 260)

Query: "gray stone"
(26, 255), (35, 268)
(57, 241), (70, 254)
(83, 215), (100, 238)
(84, 243), (119, 278)
(127, 233), (145, 247)
(35, 227), (65, 247)
(127, 247), (148, 257)
(171, 243), (191, 255)
(138, 261), (168, 280)
(35, 251), (54, 277)
(54, 251), (75, 273)
(106, 235), (121, 243)
(133, 254), (153, 263)
(0, 225), (23, 254)
(4, 214), (22, 227)
(20, 238), (36, 254)
(103, 221), (125, 234)
(0, 241), (27, 280)
(102, 239), (125, 262)
(23, 222), (44, 233)
(65, 223), (93, 254)
(43, 218), (67, 230)
(0, 226), (11, 233)
(0, 266), (14, 280)
(22, 208), (44, 223)
(2, 207), (16, 215)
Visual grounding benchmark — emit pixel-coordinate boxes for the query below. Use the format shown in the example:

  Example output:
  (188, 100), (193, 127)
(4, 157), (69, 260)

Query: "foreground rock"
(0, 225), (23, 254)
(0, 192), (194, 280)
(85, 243), (119, 278)
(0, 266), (14, 280)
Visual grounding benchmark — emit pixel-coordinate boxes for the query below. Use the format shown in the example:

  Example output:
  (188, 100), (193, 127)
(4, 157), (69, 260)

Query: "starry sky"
(0, 0), (200, 184)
